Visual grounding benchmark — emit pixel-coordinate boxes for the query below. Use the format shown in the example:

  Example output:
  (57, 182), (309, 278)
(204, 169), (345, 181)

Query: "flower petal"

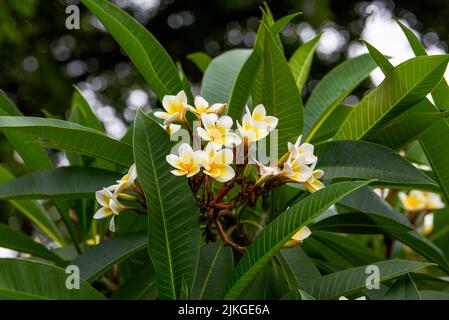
(197, 127), (212, 142)
(264, 116), (278, 131)
(217, 116), (233, 132)
(223, 132), (242, 147)
(252, 104), (266, 121)
(94, 207), (112, 219)
(154, 111), (170, 120)
(291, 226), (311, 241)
(171, 169), (187, 176)
(95, 189), (109, 207)
(214, 165), (235, 182)
(201, 113), (218, 131)
(166, 154), (182, 170)
(194, 96), (209, 112)
(109, 216), (116, 232)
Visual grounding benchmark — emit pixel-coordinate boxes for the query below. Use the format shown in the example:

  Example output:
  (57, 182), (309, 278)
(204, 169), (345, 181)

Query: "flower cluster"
(93, 164), (138, 232)
(158, 91), (280, 183)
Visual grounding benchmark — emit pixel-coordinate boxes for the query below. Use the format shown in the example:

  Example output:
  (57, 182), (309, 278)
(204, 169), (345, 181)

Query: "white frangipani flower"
(115, 163), (138, 193)
(399, 190), (427, 212)
(201, 142), (235, 182)
(246, 105), (278, 131)
(284, 153), (313, 183)
(288, 135), (317, 165)
(197, 113), (242, 148)
(284, 226), (311, 248)
(166, 143), (202, 177)
(188, 96), (227, 117)
(94, 187), (123, 232)
(304, 162), (325, 193)
(154, 90), (188, 125)
(237, 113), (270, 143)
(160, 123), (181, 136)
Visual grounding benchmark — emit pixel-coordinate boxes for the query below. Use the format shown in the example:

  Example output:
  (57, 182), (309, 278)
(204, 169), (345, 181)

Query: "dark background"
(1, 0), (448, 118)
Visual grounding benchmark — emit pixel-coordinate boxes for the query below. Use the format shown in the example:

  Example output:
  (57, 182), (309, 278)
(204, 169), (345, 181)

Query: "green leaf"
(191, 242), (234, 300)
(304, 54), (377, 141)
(310, 104), (352, 143)
(420, 290), (449, 300)
(383, 273), (421, 300)
(313, 231), (382, 266)
(80, 0), (185, 101)
(280, 247), (321, 285)
(312, 212), (413, 234)
(133, 110), (200, 300)
(334, 55), (449, 140)
(340, 187), (449, 274)
(316, 140), (437, 189)
(269, 12), (301, 38)
(111, 261), (158, 300)
(366, 111), (449, 150)
(0, 116), (133, 167)
(71, 232), (147, 283)
(69, 87), (104, 132)
(0, 166), (121, 200)
(227, 15), (300, 120)
(0, 165), (63, 245)
(201, 49), (252, 103)
(395, 19), (449, 109)
(363, 41), (394, 74)
(0, 224), (62, 262)
(302, 260), (431, 299)
(67, 87), (111, 167)
(289, 33), (321, 94)
(223, 180), (370, 299)
(0, 90), (52, 170)
(365, 41), (449, 206)
(187, 52), (212, 73)
(258, 23), (303, 155)
(0, 259), (105, 300)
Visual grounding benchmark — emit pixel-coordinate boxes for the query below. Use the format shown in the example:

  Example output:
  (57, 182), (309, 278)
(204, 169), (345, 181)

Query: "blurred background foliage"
(1, 0), (449, 252)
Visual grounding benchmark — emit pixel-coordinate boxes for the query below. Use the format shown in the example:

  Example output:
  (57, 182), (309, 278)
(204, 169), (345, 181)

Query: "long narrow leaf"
(133, 110), (200, 299)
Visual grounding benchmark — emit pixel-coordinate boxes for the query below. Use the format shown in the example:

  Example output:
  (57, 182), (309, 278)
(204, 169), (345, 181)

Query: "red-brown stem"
(215, 217), (246, 253)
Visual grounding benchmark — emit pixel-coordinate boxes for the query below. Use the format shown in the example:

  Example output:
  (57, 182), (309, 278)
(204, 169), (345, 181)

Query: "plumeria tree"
(1, 0), (449, 300)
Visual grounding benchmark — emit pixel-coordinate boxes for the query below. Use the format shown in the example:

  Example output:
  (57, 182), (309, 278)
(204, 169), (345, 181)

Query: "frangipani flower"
(197, 113), (242, 148)
(188, 96), (227, 117)
(115, 163), (138, 193)
(284, 154), (313, 183)
(166, 143), (202, 177)
(423, 192), (445, 210)
(399, 190), (428, 211)
(237, 113), (270, 143)
(246, 105), (278, 131)
(304, 162), (325, 193)
(339, 296), (366, 300)
(160, 123), (181, 136)
(94, 187), (124, 232)
(288, 135), (317, 165)
(202, 142), (235, 182)
(154, 90), (188, 125)
(284, 226), (311, 248)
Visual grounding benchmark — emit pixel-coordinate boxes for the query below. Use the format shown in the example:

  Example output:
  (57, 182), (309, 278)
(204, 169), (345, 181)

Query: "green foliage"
(1, 3), (449, 302)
